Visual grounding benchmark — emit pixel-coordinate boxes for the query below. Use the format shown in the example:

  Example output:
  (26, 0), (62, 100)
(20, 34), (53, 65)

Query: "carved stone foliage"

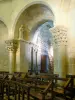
(50, 26), (68, 46)
(5, 39), (18, 52)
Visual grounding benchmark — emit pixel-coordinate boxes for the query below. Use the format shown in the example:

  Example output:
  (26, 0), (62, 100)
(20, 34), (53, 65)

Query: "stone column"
(29, 43), (38, 74)
(16, 39), (30, 72)
(5, 39), (18, 73)
(35, 50), (38, 73)
(31, 46), (33, 73)
(34, 45), (38, 74)
(50, 26), (68, 78)
(68, 47), (75, 75)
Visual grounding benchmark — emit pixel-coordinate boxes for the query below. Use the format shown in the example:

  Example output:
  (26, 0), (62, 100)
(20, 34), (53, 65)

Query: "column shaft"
(9, 51), (16, 73)
(5, 39), (18, 73)
(16, 40), (29, 72)
(50, 26), (68, 78)
(68, 48), (75, 75)
(31, 47), (33, 72)
(55, 45), (67, 77)
(35, 51), (38, 73)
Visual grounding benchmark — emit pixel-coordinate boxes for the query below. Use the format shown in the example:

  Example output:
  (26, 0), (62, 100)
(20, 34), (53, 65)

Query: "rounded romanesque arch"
(14, 3), (54, 40)
(29, 20), (54, 73)
(0, 17), (8, 29)
(13, 3), (55, 73)
(11, 1), (55, 38)
(30, 20), (53, 35)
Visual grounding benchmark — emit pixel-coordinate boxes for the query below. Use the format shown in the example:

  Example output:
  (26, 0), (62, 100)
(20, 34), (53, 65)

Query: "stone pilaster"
(5, 39), (18, 73)
(50, 26), (68, 78)
(16, 39), (29, 72)
(16, 25), (29, 72)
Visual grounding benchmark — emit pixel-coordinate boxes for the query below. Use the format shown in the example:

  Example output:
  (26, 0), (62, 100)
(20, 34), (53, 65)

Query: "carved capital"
(50, 26), (68, 46)
(5, 39), (18, 52)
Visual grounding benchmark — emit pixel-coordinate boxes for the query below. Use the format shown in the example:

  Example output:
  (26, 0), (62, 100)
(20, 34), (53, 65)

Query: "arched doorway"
(31, 21), (54, 74)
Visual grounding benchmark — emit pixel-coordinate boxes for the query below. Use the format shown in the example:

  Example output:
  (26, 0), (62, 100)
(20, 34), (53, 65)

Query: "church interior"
(0, 0), (75, 99)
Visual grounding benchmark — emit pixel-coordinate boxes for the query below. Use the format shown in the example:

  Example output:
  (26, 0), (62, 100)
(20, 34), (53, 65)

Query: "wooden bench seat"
(29, 81), (53, 100)
(66, 74), (75, 87)
(14, 72), (26, 79)
(54, 87), (64, 94)
(53, 77), (75, 100)
(30, 91), (52, 100)
(4, 80), (30, 100)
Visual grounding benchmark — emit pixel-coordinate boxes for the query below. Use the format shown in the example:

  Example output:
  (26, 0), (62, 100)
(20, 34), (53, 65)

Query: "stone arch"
(30, 19), (54, 35)
(0, 17), (8, 29)
(12, 1), (55, 37)
(14, 2), (55, 73)
(14, 3), (54, 40)
(30, 19), (54, 42)
(30, 20), (54, 73)
(0, 20), (8, 40)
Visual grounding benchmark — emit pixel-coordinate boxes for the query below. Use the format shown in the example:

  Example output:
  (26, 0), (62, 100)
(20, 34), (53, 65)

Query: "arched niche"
(0, 20), (9, 71)
(15, 3), (54, 73)
(28, 20), (54, 73)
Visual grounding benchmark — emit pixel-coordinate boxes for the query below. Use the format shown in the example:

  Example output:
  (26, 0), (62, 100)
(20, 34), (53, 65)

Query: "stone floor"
(1, 93), (75, 100)
(3, 96), (75, 100)
(55, 97), (75, 100)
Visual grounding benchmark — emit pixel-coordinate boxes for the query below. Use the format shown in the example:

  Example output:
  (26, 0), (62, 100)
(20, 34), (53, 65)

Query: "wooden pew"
(29, 80), (53, 100)
(0, 71), (9, 80)
(3, 80), (30, 100)
(53, 77), (75, 100)
(15, 74), (58, 90)
(0, 72), (59, 100)
(25, 74), (58, 84)
(65, 75), (75, 99)
(0, 74), (9, 100)
(66, 74), (75, 87)
(20, 74), (58, 100)
(0, 71), (8, 76)
(14, 72), (26, 78)
(0, 79), (5, 99)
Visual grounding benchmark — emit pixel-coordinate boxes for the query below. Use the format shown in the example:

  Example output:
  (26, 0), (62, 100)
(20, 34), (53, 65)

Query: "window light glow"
(49, 46), (53, 57)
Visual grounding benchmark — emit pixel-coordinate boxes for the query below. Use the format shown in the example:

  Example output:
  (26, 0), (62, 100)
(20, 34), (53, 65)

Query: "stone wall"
(0, 20), (9, 71)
